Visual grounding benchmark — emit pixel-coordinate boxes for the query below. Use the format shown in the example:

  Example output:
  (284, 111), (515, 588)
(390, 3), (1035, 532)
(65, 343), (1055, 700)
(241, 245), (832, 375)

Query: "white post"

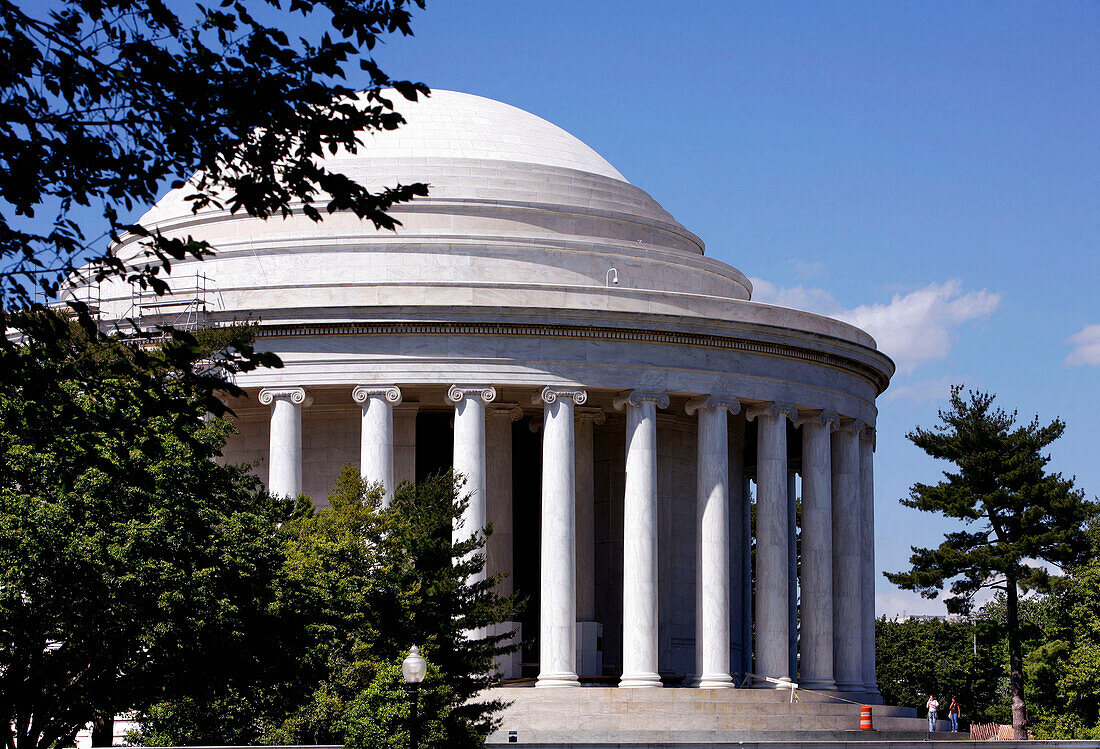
(352, 385), (402, 507)
(796, 410), (838, 690)
(860, 425), (881, 702)
(614, 390), (669, 688)
(832, 418), (864, 692)
(535, 386), (587, 687)
(447, 385), (497, 583)
(687, 395), (741, 688)
(259, 387), (311, 498)
(746, 402), (796, 687)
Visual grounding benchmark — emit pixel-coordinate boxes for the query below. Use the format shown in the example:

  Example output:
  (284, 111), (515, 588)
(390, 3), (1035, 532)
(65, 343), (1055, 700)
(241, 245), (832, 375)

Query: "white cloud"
(1065, 324), (1100, 367)
(882, 375), (967, 404)
(790, 260), (826, 281)
(750, 278), (1001, 375)
(876, 587), (997, 618)
(876, 589), (947, 618)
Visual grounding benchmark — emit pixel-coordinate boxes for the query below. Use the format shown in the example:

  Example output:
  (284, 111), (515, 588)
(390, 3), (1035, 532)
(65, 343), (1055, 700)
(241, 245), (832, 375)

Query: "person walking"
(926, 694), (940, 733)
(948, 697), (961, 732)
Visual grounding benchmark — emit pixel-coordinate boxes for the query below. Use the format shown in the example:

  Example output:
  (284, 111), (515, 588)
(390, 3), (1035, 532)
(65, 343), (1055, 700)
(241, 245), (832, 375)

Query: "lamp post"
(402, 645), (427, 749)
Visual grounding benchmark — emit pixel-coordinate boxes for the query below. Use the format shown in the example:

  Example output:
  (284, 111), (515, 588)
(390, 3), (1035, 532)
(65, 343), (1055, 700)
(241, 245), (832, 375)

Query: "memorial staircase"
(486, 686), (961, 745)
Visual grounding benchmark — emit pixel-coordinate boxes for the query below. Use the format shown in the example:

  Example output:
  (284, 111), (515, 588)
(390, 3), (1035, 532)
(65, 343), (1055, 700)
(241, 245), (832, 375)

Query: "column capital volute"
(685, 395), (741, 416)
(861, 424), (877, 450)
(446, 384), (497, 405)
(835, 416), (866, 435)
(487, 403), (524, 422)
(258, 386), (312, 407)
(794, 408), (840, 430)
(575, 406), (607, 425)
(744, 401), (797, 423)
(533, 385), (587, 406)
(612, 390), (670, 411)
(351, 385), (402, 406)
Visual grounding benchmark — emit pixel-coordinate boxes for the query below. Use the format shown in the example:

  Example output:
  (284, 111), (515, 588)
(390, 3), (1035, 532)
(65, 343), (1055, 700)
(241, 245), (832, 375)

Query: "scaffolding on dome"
(126, 271), (212, 333)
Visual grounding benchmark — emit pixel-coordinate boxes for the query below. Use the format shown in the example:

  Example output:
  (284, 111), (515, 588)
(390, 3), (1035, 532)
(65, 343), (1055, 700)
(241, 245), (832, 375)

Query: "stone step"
(487, 728), (966, 745)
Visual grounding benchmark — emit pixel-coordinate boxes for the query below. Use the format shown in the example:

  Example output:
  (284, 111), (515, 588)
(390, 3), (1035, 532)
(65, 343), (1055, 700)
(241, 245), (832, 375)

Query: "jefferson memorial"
(94, 90), (934, 740)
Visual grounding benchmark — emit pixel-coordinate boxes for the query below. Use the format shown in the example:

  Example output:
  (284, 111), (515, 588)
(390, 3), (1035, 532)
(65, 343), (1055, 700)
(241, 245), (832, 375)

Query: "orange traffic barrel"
(860, 705), (873, 730)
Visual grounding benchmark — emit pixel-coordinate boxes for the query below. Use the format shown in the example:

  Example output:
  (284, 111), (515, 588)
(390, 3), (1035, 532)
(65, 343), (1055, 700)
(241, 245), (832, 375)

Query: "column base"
(864, 686), (883, 704)
(835, 679), (864, 693)
(799, 678), (838, 691)
(619, 673), (663, 688)
(536, 671), (581, 688)
(693, 673), (735, 689)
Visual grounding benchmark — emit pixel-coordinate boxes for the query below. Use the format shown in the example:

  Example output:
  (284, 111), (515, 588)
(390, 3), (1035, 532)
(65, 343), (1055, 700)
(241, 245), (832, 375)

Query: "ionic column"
(796, 410), (838, 690)
(687, 395), (741, 688)
(534, 386), (587, 687)
(745, 402), (797, 687)
(614, 389), (669, 688)
(259, 387), (312, 498)
(832, 418), (863, 692)
(352, 385), (402, 507)
(576, 407), (605, 678)
(447, 384), (497, 583)
(860, 425), (881, 701)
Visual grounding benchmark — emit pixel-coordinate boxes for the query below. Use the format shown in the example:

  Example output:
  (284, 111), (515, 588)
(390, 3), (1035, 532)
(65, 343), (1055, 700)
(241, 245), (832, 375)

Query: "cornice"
(248, 320), (891, 394)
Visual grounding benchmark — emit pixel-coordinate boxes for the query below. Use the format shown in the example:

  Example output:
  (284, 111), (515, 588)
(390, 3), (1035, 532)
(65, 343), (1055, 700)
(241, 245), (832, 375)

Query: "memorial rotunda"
(92, 90), (929, 740)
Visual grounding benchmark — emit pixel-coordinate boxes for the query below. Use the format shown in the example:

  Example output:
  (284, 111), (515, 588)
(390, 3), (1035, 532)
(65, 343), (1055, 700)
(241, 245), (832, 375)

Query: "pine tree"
(886, 386), (1095, 739)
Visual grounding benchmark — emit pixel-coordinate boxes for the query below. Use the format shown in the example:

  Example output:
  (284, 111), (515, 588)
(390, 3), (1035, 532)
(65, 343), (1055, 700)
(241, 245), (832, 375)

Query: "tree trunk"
(1005, 574), (1028, 740)
(91, 716), (114, 748)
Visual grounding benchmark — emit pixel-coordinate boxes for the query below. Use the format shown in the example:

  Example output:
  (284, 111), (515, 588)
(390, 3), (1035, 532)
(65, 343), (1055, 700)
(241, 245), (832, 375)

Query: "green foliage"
(344, 660), (452, 749)
(886, 387), (1092, 608)
(885, 386), (1095, 738)
(0, 0), (429, 311)
(138, 466), (522, 748)
(264, 467), (521, 747)
(875, 616), (1003, 724)
(0, 311), (294, 749)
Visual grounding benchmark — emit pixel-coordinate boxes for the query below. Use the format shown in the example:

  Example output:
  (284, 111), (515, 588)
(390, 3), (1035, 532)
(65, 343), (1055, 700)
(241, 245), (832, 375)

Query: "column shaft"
(798, 412), (837, 689)
(449, 385), (497, 585)
(536, 387), (585, 687)
(353, 386), (401, 507)
(748, 403), (794, 687)
(832, 420), (863, 691)
(615, 390), (668, 688)
(860, 428), (880, 701)
(689, 397), (739, 688)
(260, 387), (310, 498)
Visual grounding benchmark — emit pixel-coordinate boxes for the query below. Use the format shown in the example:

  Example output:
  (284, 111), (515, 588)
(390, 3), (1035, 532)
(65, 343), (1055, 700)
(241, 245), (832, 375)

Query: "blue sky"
(362, 1), (1099, 615)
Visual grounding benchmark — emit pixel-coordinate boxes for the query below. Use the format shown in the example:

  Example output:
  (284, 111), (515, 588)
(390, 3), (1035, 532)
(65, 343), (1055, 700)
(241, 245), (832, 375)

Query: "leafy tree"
(0, 311), (295, 749)
(138, 466), (522, 748)
(875, 615), (1003, 725)
(886, 386), (1096, 739)
(0, 0), (429, 313)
